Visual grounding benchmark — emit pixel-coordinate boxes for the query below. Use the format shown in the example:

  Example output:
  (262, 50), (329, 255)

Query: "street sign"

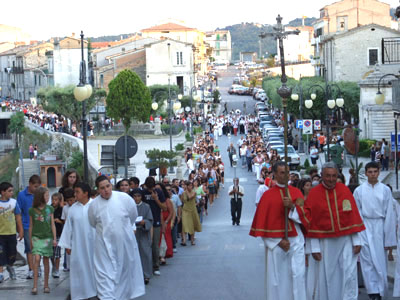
(296, 120), (303, 129)
(115, 135), (138, 159)
(314, 120), (321, 130)
(391, 132), (400, 152)
(303, 119), (313, 134)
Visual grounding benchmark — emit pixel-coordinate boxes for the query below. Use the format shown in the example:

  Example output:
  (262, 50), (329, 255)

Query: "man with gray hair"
(305, 162), (365, 300)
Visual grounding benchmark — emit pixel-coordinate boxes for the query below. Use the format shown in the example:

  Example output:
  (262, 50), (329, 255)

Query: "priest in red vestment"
(305, 161), (365, 300)
(250, 161), (309, 300)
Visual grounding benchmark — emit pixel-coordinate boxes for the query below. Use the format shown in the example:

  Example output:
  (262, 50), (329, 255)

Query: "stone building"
(277, 25), (314, 63)
(316, 24), (400, 82)
(359, 66), (399, 141)
(205, 30), (232, 64)
(0, 42), (53, 100)
(312, 0), (395, 77)
(141, 22), (208, 76)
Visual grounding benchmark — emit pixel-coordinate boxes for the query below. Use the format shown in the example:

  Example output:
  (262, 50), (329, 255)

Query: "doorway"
(176, 76), (183, 92)
(47, 167), (56, 187)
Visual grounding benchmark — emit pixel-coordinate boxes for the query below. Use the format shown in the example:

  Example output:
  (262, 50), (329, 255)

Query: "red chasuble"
(249, 185), (310, 238)
(306, 182), (365, 238)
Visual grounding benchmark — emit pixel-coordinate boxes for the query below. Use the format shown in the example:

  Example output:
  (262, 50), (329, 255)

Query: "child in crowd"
(61, 188), (75, 272)
(0, 182), (23, 282)
(29, 187), (57, 295)
(50, 193), (63, 278)
(131, 188), (153, 285)
(59, 182), (97, 300)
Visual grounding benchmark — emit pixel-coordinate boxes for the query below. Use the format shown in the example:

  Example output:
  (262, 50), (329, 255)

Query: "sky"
(3, 0), (400, 40)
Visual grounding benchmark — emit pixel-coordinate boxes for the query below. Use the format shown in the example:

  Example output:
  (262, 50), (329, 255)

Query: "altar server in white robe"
(392, 190), (400, 297)
(354, 162), (396, 300)
(88, 175), (145, 300)
(59, 182), (96, 300)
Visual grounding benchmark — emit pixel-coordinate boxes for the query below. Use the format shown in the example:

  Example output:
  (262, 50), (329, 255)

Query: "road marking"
(225, 178), (248, 182)
(224, 244), (246, 251)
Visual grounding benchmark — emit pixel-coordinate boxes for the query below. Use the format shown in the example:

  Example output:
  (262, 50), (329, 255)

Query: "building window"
(216, 50), (220, 56)
(368, 49), (378, 66)
(34, 75), (37, 86)
(100, 74), (104, 88)
(216, 42), (220, 50)
(316, 28), (323, 37)
(176, 52), (183, 65)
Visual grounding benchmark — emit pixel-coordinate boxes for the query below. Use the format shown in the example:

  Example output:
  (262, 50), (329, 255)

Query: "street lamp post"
(375, 73), (400, 189)
(167, 86), (182, 173)
(73, 31), (92, 183)
(291, 75), (305, 153)
(308, 81), (344, 162)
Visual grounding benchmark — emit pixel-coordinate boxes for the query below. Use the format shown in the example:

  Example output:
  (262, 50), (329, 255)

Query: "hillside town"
(2, 0), (400, 300)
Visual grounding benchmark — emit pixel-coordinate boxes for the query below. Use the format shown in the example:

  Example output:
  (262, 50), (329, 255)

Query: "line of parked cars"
(258, 113), (300, 170)
(228, 85), (268, 102)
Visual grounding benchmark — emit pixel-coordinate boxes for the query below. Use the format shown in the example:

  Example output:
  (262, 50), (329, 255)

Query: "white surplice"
(88, 191), (145, 300)
(261, 209), (306, 300)
(354, 182), (396, 296)
(393, 198), (400, 297)
(309, 234), (361, 300)
(58, 200), (97, 300)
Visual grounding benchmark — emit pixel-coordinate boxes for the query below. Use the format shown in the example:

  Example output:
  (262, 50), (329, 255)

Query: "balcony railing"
(382, 38), (400, 64)
(11, 66), (24, 74)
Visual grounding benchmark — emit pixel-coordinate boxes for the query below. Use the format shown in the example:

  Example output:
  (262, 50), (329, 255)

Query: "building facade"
(205, 30), (232, 64)
(0, 43), (53, 100)
(277, 25), (314, 63)
(141, 22), (208, 76)
(318, 24), (400, 82)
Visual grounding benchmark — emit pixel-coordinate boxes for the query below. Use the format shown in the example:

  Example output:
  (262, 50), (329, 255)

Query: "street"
(0, 67), (398, 300)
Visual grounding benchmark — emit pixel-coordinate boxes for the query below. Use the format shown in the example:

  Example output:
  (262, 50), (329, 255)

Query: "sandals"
(44, 287), (50, 293)
(180, 242), (187, 246)
(31, 288), (38, 295)
(191, 241), (196, 246)
(160, 258), (166, 265)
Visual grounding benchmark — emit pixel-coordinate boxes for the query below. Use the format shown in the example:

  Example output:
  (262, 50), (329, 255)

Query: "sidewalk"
(0, 239), (70, 299)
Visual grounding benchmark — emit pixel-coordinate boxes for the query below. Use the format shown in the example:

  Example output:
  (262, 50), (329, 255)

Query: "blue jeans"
(171, 220), (178, 249)
(23, 229), (31, 254)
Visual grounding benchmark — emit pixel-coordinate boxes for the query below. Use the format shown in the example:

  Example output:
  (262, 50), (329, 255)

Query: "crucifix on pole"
(263, 15), (299, 240)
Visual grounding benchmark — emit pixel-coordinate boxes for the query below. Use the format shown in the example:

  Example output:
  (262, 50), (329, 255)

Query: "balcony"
(11, 66), (24, 74)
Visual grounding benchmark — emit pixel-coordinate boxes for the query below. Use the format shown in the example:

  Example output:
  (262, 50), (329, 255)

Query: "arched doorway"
(47, 167), (56, 187)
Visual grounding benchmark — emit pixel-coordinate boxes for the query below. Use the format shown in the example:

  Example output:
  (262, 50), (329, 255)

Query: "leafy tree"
(213, 90), (221, 103)
(9, 111), (25, 148)
(262, 76), (360, 123)
(68, 151), (84, 178)
(37, 85), (106, 125)
(106, 69), (151, 132)
(145, 149), (177, 181)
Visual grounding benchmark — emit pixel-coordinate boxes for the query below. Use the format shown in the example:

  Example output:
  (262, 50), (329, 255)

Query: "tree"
(37, 85), (106, 125)
(106, 69), (151, 132)
(9, 111), (25, 148)
(145, 149), (177, 181)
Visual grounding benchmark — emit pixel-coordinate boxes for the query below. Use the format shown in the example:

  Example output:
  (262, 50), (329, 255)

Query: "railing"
(0, 134), (12, 140)
(382, 38), (400, 64)
(11, 66), (24, 74)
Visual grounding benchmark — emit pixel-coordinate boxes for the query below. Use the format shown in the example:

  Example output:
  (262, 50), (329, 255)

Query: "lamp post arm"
(377, 74), (399, 92)
(308, 84), (325, 96)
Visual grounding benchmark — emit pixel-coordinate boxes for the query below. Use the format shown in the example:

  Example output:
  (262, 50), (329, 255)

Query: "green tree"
(9, 111), (25, 148)
(37, 85), (106, 125)
(213, 89), (221, 103)
(145, 149), (177, 181)
(107, 70), (151, 132)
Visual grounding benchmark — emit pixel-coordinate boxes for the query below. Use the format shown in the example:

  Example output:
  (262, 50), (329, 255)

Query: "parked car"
(255, 90), (267, 101)
(270, 145), (301, 170)
(266, 141), (284, 151)
(228, 85), (243, 95)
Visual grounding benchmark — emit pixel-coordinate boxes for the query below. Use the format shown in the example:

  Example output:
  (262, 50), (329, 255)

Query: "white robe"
(393, 198), (400, 297)
(88, 191), (145, 300)
(262, 210), (306, 300)
(309, 234), (361, 300)
(255, 185), (269, 207)
(354, 182), (396, 296)
(58, 200), (97, 300)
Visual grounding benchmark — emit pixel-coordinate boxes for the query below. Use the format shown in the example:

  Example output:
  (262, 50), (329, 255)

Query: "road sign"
(296, 120), (303, 129)
(303, 119), (313, 134)
(314, 120), (321, 130)
(391, 132), (400, 152)
(115, 135), (138, 159)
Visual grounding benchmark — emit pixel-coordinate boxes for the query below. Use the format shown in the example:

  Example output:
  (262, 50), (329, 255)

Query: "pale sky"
(3, 0), (400, 40)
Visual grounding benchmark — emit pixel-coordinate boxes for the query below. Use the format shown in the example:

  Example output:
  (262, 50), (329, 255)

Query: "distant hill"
(287, 17), (317, 27)
(88, 34), (135, 42)
(218, 23), (277, 61)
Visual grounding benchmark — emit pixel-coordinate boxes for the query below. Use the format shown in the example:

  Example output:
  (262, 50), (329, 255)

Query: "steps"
(19, 159), (40, 189)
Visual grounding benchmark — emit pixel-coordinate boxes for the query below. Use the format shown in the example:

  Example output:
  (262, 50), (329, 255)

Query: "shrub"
(175, 143), (184, 151)
(185, 132), (193, 142)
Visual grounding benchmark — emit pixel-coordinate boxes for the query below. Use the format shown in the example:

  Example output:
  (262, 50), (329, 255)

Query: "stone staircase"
(18, 159), (40, 189)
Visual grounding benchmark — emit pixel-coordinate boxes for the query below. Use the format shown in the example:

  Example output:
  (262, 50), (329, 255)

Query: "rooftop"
(142, 22), (196, 32)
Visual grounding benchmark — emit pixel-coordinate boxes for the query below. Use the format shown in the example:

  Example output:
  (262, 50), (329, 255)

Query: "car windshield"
(273, 146), (295, 154)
